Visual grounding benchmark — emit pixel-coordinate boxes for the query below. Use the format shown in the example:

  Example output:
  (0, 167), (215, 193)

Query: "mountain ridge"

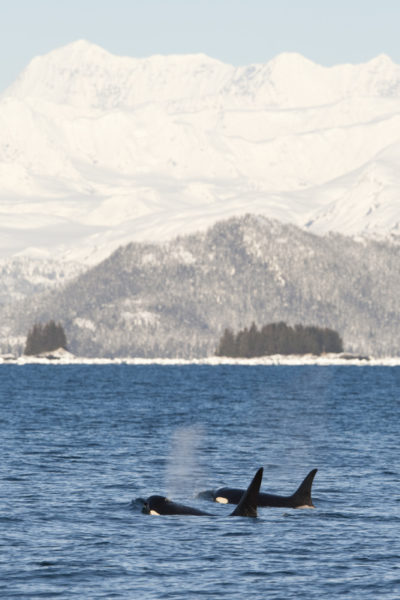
(1, 41), (400, 266)
(1, 41), (400, 316)
(2, 215), (399, 358)
(7, 41), (400, 108)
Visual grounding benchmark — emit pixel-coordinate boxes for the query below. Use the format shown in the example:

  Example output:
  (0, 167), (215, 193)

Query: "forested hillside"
(1, 215), (400, 358)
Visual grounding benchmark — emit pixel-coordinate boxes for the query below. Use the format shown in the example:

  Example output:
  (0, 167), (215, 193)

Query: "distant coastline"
(2, 353), (400, 367)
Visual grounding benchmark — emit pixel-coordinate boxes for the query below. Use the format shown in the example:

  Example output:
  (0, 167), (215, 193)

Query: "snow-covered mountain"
(3, 216), (400, 358)
(1, 40), (400, 266)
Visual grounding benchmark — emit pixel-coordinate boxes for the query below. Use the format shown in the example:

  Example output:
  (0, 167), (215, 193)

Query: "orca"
(207, 468), (317, 509)
(142, 467), (263, 516)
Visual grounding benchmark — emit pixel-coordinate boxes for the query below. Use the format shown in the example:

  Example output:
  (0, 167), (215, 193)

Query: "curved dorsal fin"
(291, 468), (318, 507)
(230, 467), (263, 517)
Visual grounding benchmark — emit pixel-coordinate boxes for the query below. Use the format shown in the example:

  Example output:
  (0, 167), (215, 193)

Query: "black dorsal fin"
(291, 468), (318, 507)
(230, 467), (263, 517)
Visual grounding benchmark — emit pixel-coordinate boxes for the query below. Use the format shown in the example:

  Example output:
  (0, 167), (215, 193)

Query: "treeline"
(216, 321), (343, 357)
(24, 321), (67, 356)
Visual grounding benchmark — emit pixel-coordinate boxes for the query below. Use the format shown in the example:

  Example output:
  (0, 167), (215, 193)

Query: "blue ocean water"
(0, 364), (399, 599)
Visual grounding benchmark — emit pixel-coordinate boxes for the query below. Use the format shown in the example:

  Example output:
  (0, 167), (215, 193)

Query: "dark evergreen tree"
(237, 327), (251, 358)
(215, 328), (236, 357)
(24, 321), (67, 355)
(247, 322), (261, 357)
(215, 321), (343, 357)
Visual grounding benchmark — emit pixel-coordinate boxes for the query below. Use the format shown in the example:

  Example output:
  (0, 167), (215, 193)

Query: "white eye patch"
(215, 496), (228, 504)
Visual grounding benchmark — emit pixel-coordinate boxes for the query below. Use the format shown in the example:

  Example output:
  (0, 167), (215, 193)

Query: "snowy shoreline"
(1, 353), (400, 367)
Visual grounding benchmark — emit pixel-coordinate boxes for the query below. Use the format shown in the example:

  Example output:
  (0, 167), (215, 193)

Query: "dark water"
(0, 364), (399, 599)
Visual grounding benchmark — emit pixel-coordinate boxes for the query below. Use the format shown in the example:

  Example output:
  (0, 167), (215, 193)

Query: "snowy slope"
(1, 41), (400, 264)
(3, 215), (400, 358)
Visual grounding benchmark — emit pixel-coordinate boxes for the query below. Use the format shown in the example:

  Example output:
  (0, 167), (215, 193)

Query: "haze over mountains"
(1, 40), (400, 266)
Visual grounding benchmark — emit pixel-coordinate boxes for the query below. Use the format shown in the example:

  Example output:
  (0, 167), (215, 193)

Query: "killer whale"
(142, 495), (213, 516)
(142, 467), (263, 516)
(202, 468), (317, 509)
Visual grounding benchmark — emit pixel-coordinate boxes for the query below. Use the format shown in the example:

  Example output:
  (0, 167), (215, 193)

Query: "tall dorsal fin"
(291, 468), (318, 507)
(230, 467), (263, 517)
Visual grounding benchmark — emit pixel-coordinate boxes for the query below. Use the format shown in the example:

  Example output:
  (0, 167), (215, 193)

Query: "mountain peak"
(5, 39), (118, 106)
(24, 39), (116, 75)
(49, 39), (113, 62)
(267, 51), (320, 70)
(367, 53), (396, 67)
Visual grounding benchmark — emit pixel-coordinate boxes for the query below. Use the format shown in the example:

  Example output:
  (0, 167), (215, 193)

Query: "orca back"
(213, 468), (318, 508)
(143, 495), (211, 516)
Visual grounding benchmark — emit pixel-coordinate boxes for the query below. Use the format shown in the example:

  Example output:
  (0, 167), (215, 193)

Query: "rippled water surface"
(1, 364), (399, 599)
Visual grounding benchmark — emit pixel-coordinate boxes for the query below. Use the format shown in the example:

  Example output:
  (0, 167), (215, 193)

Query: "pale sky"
(1, 0), (400, 93)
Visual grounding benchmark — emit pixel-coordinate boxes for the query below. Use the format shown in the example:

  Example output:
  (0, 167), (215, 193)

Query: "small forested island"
(24, 321), (68, 356)
(215, 321), (343, 358)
